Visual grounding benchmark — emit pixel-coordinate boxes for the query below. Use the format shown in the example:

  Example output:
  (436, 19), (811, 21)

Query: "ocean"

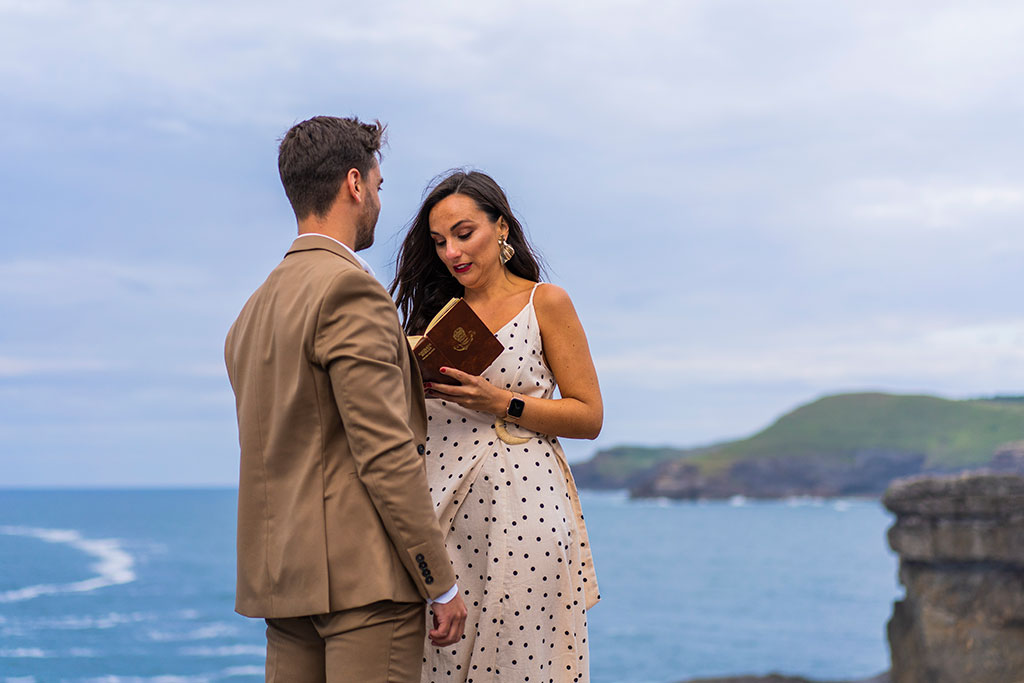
(0, 489), (899, 683)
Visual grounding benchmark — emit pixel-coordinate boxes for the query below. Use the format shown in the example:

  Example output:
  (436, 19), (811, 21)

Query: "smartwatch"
(506, 393), (525, 420)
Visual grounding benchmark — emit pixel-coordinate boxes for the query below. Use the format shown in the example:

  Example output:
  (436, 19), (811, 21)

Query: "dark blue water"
(0, 489), (898, 682)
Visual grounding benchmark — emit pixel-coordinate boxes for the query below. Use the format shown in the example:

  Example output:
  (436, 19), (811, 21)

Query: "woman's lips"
(453, 263), (471, 274)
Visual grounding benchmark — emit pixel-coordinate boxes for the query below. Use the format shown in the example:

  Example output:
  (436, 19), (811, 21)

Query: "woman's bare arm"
(426, 283), (603, 440)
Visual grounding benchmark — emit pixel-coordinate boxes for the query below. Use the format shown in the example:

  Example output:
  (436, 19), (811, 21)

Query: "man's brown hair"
(277, 116), (386, 220)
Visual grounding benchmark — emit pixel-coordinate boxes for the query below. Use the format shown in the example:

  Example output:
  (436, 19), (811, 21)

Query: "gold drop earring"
(498, 235), (515, 265)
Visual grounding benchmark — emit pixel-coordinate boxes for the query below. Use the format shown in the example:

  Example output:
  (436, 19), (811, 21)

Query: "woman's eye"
(457, 231), (473, 240)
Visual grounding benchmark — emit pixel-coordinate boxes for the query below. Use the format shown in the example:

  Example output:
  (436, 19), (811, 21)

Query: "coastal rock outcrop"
(632, 450), (926, 499)
(677, 676), (889, 683)
(883, 473), (1024, 683)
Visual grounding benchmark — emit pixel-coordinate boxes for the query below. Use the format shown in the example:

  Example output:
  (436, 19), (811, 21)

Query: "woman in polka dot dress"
(392, 170), (602, 683)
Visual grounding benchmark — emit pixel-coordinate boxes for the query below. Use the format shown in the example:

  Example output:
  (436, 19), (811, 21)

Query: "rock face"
(677, 676), (889, 683)
(629, 445), (1024, 501)
(570, 446), (702, 490)
(883, 473), (1024, 683)
(632, 451), (927, 499)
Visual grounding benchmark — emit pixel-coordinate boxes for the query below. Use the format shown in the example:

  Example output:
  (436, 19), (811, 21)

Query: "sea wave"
(146, 623), (239, 642)
(0, 526), (135, 603)
(76, 668), (263, 682)
(80, 677), (211, 683)
(21, 611), (155, 630)
(219, 667), (263, 677)
(180, 645), (264, 657)
(0, 647), (99, 658)
(0, 648), (47, 657)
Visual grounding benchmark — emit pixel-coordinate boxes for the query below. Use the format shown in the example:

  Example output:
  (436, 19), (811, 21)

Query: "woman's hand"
(425, 367), (509, 415)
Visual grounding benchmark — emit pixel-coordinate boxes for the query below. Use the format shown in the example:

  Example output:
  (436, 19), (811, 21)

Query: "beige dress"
(421, 283), (600, 683)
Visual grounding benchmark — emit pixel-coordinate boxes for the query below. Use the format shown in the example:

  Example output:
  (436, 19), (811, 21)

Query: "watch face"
(508, 397), (525, 418)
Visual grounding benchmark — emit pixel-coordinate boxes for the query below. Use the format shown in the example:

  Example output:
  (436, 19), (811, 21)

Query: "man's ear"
(344, 168), (362, 202)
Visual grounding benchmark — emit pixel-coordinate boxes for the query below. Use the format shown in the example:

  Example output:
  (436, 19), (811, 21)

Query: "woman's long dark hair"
(391, 170), (545, 334)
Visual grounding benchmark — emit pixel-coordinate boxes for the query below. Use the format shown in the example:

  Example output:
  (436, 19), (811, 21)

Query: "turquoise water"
(0, 489), (898, 682)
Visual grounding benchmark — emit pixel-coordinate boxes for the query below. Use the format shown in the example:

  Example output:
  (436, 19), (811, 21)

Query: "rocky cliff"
(677, 675), (889, 683)
(883, 473), (1024, 683)
(571, 393), (1024, 499)
(632, 449), (928, 499)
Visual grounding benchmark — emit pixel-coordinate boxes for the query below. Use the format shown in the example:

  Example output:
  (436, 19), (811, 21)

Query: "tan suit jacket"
(225, 235), (456, 619)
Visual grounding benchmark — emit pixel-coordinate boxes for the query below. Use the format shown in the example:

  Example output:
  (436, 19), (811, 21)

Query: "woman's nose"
(445, 243), (461, 260)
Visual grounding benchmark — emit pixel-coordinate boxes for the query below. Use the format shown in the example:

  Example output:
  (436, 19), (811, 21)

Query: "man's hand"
(428, 593), (468, 647)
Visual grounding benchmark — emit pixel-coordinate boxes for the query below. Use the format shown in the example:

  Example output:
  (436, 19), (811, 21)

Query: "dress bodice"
(427, 283), (554, 435)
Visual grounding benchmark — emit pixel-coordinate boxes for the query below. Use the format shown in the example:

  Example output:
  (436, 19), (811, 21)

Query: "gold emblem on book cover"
(451, 327), (475, 352)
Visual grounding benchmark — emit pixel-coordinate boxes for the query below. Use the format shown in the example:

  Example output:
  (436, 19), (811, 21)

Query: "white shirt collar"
(296, 233), (376, 279)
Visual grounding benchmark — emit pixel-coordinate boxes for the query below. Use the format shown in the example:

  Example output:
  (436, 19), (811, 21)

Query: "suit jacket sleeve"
(313, 268), (456, 601)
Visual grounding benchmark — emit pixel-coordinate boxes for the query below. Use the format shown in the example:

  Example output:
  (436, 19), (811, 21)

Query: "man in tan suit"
(225, 116), (466, 682)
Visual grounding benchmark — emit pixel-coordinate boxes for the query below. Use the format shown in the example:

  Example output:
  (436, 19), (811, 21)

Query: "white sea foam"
(80, 677), (211, 683)
(0, 526), (135, 603)
(25, 611), (155, 630)
(5, 677), (38, 683)
(77, 671), (262, 683)
(181, 645), (264, 657)
(219, 666), (263, 677)
(0, 648), (47, 657)
(147, 623), (238, 642)
(728, 494), (748, 506)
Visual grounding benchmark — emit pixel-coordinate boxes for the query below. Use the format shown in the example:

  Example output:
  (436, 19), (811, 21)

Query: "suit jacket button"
(417, 444), (425, 455)
(415, 554), (425, 562)
(425, 576), (434, 585)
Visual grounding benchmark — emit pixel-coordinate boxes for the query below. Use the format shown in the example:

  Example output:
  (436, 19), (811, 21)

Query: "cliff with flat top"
(884, 472), (1024, 683)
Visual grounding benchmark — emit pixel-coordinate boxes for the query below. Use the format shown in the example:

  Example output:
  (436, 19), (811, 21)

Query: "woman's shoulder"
(532, 282), (577, 319)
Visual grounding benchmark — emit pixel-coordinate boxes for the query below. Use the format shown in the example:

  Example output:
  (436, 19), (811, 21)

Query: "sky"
(3, 0), (1024, 486)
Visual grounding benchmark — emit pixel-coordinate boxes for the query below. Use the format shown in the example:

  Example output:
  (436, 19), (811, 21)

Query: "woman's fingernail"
(440, 367), (447, 374)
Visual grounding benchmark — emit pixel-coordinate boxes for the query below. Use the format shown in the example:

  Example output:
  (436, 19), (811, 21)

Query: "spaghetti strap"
(528, 281), (542, 305)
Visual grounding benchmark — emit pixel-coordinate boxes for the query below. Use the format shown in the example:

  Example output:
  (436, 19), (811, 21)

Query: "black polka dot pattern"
(421, 284), (599, 683)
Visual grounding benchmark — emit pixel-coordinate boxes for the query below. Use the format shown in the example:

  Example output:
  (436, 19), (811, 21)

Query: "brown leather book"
(408, 298), (504, 386)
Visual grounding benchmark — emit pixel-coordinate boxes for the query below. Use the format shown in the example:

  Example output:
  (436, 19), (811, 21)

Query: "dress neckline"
(476, 282), (541, 335)
(492, 300), (532, 335)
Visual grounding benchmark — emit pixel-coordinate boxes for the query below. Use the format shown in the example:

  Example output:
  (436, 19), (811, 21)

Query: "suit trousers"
(265, 600), (426, 683)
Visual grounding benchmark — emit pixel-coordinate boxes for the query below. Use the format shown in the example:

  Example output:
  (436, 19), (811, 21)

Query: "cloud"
(3, 1), (1021, 135)
(3, 1), (1024, 482)
(0, 356), (111, 378)
(0, 257), (229, 309)
(842, 180), (1024, 231)
(596, 317), (1024, 390)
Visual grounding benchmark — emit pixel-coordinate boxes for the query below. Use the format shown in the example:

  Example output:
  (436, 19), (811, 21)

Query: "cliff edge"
(883, 472), (1024, 683)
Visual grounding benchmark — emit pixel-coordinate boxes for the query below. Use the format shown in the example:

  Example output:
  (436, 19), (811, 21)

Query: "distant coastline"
(573, 392), (1024, 500)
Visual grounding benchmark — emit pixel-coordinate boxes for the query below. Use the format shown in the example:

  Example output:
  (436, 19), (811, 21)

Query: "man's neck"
(295, 231), (377, 278)
(297, 217), (358, 252)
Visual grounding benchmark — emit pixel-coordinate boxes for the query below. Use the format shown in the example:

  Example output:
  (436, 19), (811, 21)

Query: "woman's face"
(428, 193), (507, 289)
